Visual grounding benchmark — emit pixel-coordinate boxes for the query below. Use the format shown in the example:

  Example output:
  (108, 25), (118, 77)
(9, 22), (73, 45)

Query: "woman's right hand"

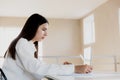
(75, 64), (93, 74)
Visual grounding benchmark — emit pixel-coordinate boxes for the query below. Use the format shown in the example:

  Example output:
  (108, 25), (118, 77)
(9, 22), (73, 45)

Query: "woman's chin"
(39, 38), (44, 41)
(37, 39), (42, 41)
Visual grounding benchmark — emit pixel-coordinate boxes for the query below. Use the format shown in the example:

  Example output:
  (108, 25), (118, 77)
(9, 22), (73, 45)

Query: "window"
(83, 14), (95, 65)
(0, 26), (21, 56)
(83, 14), (95, 45)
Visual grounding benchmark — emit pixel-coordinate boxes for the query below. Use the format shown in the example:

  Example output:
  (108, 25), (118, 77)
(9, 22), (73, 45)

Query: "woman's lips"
(42, 37), (45, 39)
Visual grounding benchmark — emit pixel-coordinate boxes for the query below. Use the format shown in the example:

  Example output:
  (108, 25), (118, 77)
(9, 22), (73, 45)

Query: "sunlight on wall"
(118, 8), (120, 35)
(84, 47), (91, 65)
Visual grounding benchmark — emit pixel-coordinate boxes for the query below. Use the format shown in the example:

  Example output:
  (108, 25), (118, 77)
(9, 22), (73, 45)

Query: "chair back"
(0, 68), (7, 80)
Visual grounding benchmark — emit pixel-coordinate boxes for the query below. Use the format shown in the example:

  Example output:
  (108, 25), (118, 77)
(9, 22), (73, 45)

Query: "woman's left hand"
(63, 61), (72, 65)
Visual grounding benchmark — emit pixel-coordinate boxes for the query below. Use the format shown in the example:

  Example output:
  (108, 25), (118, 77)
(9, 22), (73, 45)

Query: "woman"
(2, 13), (92, 80)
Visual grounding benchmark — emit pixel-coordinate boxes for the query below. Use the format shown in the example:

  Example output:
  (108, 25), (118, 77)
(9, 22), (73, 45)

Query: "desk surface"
(45, 73), (120, 80)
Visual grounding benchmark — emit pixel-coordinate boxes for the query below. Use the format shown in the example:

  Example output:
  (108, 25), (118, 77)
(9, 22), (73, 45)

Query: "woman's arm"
(15, 38), (74, 76)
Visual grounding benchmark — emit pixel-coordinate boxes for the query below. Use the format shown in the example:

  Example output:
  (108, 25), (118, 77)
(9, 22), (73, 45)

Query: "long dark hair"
(4, 13), (48, 60)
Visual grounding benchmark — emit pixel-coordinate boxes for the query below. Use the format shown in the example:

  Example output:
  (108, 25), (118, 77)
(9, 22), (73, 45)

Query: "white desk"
(45, 73), (120, 80)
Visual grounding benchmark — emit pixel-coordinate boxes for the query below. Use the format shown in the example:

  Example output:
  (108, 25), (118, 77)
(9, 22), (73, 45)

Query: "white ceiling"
(0, 0), (109, 19)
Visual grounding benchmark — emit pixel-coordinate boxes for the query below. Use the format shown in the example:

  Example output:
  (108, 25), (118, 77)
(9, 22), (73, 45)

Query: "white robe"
(2, 38), (74, 80)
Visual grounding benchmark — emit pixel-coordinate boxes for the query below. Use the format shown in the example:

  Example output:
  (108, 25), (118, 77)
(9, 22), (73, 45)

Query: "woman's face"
(32, 23), (48, 42)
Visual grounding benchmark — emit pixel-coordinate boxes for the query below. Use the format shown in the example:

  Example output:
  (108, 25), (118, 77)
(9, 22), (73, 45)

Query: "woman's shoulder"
(15, 38), (36, 54)
(17, 38), (28, 45)
(16, 38), (35, 50)
(15, 38), (36, 53)
(16, 38), (33, 47)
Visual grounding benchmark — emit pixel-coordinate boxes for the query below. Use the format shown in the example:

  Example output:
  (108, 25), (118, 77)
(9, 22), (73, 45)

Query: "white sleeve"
(46, 63), (74, 75)
(15, 39), (74, 77)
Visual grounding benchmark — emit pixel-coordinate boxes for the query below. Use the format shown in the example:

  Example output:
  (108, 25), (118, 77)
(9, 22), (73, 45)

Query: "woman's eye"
(42, 28), (47, 31)
(42, 29), (45, 31)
